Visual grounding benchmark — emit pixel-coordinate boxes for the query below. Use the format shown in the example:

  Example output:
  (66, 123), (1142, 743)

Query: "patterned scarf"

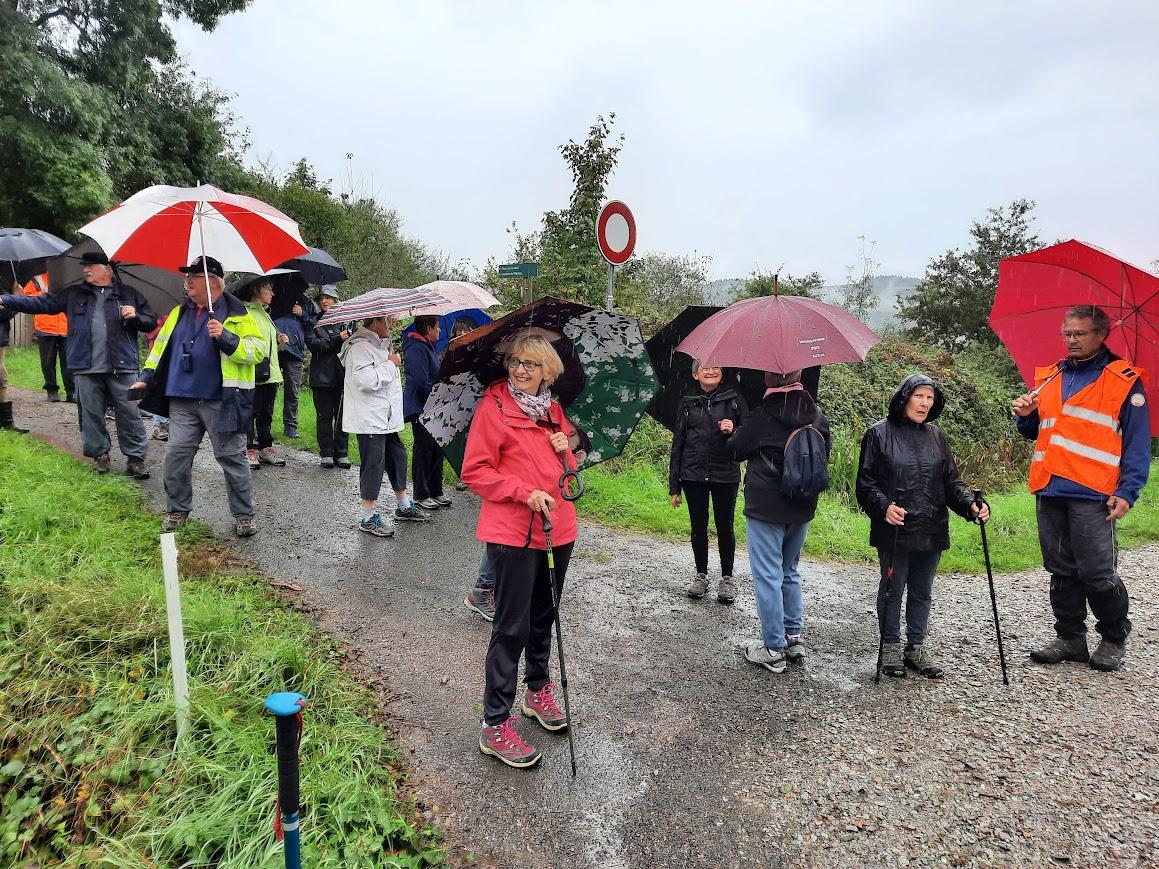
(508, 378), (553, 420)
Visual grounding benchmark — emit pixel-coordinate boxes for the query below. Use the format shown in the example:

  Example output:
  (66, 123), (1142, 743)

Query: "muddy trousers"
(483, 541), (573, 726)
(1036, 495), (1131, 643)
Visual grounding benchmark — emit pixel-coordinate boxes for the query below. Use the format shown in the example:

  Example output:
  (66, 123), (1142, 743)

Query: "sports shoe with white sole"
(744, 643), (787, 673)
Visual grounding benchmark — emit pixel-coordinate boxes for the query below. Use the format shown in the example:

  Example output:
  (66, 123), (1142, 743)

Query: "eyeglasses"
(1061, 330), (1092, 340)
(508, 357), (542, 372)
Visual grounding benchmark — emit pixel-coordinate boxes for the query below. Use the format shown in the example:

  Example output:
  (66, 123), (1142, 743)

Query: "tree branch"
(32, 7), (68, 28)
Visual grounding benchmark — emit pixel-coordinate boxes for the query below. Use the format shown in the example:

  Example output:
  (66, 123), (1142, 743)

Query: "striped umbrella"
(77, 184), (309, 274)
(315, 285), (450, 326)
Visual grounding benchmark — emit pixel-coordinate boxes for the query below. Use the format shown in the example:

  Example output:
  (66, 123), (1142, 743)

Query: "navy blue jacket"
(0, 281), (156, 372)
(402, 330), (439, 420)
(0, 307), (12, 347)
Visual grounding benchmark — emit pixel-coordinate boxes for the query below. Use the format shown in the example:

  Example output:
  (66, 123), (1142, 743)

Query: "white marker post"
(160, 532), (190, 742)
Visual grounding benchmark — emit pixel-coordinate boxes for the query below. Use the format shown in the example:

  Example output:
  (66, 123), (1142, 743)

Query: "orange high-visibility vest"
(1028, 359), (1144, 496)
(23, 274), (68, 337)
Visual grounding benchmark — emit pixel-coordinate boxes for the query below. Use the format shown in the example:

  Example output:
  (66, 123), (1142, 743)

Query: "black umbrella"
(48, 238), (186, 311)
(645, 305), (819, 431)
(226, 270), (312, 320)
(0, 228), (71, 286)
(276, 247), (347, 285)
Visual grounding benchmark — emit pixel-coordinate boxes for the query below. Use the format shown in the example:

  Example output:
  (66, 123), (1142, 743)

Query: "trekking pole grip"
(264, 691), (307, 869)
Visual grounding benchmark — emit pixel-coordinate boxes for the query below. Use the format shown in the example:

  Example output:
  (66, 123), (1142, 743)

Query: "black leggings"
(248, 382), (278, 449)
(681, 480), (738, 576)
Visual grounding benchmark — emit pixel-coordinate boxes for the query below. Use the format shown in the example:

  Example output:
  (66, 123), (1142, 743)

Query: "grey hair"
(1065, 305), (1111, 335)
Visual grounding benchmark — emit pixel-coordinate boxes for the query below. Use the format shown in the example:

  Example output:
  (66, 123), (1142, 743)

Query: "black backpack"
(772, 424), (830, 499)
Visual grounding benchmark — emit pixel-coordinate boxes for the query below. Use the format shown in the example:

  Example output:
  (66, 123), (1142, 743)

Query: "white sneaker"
(744, 643), (787, 673)
(417, 497), (441, 510)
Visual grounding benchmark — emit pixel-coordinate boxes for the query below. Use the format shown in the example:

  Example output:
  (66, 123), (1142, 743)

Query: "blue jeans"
(476, 551), (495, 590)
(746, 518), (810, 652)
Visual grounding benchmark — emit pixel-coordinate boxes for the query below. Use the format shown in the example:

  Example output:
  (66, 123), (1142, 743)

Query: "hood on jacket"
(760, 388), (822, 429)
(887, 373), (945, 424)
(338, 326), (380, 364)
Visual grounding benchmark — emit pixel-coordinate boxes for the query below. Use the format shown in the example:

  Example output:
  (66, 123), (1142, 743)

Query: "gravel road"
(12, 389), (1159, 868)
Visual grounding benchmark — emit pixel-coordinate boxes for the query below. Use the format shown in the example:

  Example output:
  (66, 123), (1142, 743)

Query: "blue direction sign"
(498, 262), (539, 279)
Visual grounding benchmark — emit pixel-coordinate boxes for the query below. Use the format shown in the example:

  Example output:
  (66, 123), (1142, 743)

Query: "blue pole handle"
(264, 692), (306, 869)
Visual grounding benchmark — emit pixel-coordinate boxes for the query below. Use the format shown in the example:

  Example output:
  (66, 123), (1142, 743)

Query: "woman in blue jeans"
(856, 374), (988, 678)
(729, 371), (830, 673)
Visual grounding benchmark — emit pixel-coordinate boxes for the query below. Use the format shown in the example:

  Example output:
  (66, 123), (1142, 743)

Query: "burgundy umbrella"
(675, 294), (881, 372)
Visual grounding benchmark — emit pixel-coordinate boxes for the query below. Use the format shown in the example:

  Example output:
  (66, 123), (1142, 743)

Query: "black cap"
(179, 256), (224, 278)
(81, 251), (110, 266)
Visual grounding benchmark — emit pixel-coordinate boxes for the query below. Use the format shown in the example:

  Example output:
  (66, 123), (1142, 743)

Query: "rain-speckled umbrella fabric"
(419, 296), (659, 474)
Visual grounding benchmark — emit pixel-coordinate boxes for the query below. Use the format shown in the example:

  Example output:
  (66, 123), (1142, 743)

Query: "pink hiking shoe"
(479, 716), (542, 768)
(521, 683), (569, 732)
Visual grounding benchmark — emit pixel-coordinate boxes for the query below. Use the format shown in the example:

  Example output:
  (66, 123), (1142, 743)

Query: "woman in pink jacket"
(461, 335), (583, 769)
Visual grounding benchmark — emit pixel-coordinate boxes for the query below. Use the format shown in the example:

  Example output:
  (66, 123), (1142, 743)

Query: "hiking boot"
(904, 645), (944, 678)
(479, 717), (542, 768)
(395, 505), (432, 523)
(455, 481), (468, 491)
(744, 643), (787, 673)
(162, 511), (188, 532)
(359, 513), (395, 538)
(258, 446), (286, 466)
(47, 392), (62, 403)
(94, 453), (111, 473)
(881, 642), (905, 678)
(284, 427), (298, 439)
(717, 576), (736, 604)
(320, 456), (335, 468)
(686, 573), (708, 599)
(521, 683), (569, 732)
(336, 457), (352, 469)
(786, 635), (806, 662)
(152, 422), (168, 441)
(246, 448), (260, 469)
(465, 585), (496, 621)
(234, 516), (258, 538)
(1089, 638), (1128, 672)
(1029, 635), (1089, 665)
(125, 458), (150, 480)
(65, 392), (77, 403)
(433, 494), (453, 507)
(416, 497), (441, 510)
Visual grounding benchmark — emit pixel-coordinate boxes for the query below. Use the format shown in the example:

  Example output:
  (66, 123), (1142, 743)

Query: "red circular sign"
(597, 200), (636, 266)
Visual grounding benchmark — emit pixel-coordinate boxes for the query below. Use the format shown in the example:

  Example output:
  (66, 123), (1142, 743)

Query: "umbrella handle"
(559, 468), (584, 501)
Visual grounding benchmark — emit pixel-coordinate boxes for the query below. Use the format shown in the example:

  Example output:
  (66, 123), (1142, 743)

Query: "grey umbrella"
(48, 238), (187, 311)
(0, 228), (71, 286)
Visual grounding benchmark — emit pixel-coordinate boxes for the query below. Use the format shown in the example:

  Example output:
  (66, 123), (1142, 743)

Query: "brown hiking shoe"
(125, 458), (150, 480)
(717, 576), (736, 604)
(94, 453), (111, 473)
(234, 516), (258, 538)
(686, 573), (708, 598)
(162, 512), (188, 532)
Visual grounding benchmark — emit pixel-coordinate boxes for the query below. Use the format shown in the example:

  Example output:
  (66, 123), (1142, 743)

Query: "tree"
(731, 269), (824, 302)
(839, 235), (880, 320)
(615, 252), (711, 335)
(897, 199), (1040, 351)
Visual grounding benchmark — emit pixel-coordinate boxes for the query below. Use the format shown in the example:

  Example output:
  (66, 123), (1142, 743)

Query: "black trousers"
(313, 386), (348, 459)
(410, 419), (445, 499)
(37, 334), (74, 397)
(356, 432), (407, 502)
(248, 382), (278, 449)
(483, 540), (573, 725)
(1036, 496), (1131, 643)
(681, 480), (739, 576)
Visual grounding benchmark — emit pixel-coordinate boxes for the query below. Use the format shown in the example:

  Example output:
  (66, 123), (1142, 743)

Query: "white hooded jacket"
(339, 326), (404, 435)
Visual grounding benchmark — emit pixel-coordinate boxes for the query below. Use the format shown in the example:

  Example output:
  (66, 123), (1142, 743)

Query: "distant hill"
(698, 275), (920, 329)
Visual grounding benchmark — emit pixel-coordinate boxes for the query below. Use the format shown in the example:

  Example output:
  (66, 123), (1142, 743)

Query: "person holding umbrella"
(461, 335), (583, 769)
(0, 293), (25, 432)
(1012, 305), (1150, 672)
(856, 374), (988, 679)
(306, 286), (353, 469)
(232, 277), (287, 468)
(668, 362), (746, 602)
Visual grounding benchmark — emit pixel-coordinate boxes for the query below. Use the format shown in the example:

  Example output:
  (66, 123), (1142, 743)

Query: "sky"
(173, 1), (1159, 283)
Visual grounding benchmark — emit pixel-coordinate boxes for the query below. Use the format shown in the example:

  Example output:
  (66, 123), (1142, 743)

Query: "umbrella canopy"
(408, 280), (501, 316)
(47, 238), (187, 311)
(276, 247), (348, 285)
(646, 305), (819, 430)
(0, 228), (70, 285)
(401, 308), (492, 355)
(227, 269), (312, 320)
(77, 184), (309, 274)
(419, 296), (659, 474)
(991, 239), (1159, 428)
(315, 285), (449, 326)
(676, 294), (881, 372)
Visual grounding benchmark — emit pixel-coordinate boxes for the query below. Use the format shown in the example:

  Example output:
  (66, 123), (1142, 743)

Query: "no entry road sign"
(597, 200), (636, 267)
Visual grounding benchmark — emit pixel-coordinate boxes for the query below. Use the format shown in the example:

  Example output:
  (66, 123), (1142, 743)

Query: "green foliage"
(614, 252), (711, 335)
(730, 270), (824, 302)
(897, 199), (1040, 351)
(0, 434), (442, 867)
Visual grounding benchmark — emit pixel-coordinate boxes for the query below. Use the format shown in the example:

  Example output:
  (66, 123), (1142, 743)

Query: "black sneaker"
(395, 505), (432, 523)
(47, 392), (61, 403)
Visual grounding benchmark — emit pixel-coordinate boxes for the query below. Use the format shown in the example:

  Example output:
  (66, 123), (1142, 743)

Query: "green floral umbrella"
(418, 296), (659, 475)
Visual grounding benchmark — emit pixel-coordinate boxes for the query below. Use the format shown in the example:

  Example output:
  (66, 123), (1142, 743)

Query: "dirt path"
(11, 388), (1159, 868)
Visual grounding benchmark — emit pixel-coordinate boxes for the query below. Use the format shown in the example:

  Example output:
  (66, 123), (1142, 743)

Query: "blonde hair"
(507, 335), (565, 383)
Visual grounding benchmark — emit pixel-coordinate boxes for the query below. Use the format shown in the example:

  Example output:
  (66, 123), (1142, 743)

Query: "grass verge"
(0, 431), (443, 867)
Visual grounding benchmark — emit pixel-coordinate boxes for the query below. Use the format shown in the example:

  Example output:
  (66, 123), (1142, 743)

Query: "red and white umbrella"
(78, 184), (309, 275)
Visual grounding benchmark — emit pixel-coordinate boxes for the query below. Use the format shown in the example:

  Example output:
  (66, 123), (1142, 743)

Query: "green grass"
(0, 431), (443, 867)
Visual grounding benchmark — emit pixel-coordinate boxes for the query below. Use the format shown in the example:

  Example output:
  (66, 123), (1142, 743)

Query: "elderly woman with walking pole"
(856, 374), (988, 680)
(461, 334), (584, 769)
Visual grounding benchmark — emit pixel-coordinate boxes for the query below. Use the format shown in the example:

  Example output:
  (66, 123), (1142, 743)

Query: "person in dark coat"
(856, 373), (988, 679)
(729, 370), (830, 673)
(0, 290), (27, 432)
(669, 363), (746, 602)
(403, 315), (449, 509)
(273, 294), (315, 439)
(306, 286), (353, 468)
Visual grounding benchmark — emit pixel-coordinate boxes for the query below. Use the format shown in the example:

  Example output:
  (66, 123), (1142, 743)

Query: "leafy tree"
(897, 199), (1040, 351)
(616, 252), (711, 335)
(731, 269), (824, 301)
(839, 235), (880, 320)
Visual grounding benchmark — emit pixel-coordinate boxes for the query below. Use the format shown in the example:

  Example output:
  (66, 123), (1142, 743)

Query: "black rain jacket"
(306, 321), (354, 389)
(668, 385), (746, 493)
(855, 373), (976, 552)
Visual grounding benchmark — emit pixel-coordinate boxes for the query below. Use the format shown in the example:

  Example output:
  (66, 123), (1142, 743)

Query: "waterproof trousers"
(876, 546), (941, 647)
(313, 386), (348, 460)
(410, 420), (445, 500)
(681, 480), (738, 577)
(164, 398), (254, 519)
(75, 372), (147, 460)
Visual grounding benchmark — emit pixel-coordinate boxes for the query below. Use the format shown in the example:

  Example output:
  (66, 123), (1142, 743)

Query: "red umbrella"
(991, 239), (1159, 427)
(674, 293), (881, 372)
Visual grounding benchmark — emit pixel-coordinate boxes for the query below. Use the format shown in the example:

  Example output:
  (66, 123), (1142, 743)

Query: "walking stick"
(540, 512), (578, 776)
(973, 490), (1009, 685)
(264, 691), (308, 869)
(875, 487), (905, 685)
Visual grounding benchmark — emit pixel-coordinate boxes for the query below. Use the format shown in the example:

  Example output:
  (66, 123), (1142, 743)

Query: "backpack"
(768, 424), (830, 500)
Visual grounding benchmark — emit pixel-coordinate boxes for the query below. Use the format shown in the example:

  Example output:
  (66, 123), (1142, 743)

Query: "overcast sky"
(173, 1), (1159, 282)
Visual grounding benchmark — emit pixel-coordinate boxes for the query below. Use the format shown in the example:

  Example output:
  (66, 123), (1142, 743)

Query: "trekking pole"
(264, 691), (308, 869)
(875, 489), (904, 685)
(973, 490), (1009, 685)
(540, 512), (578, 776)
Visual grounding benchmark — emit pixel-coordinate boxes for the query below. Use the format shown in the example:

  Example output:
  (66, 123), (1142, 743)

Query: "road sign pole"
(605, 262), (615, 310)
